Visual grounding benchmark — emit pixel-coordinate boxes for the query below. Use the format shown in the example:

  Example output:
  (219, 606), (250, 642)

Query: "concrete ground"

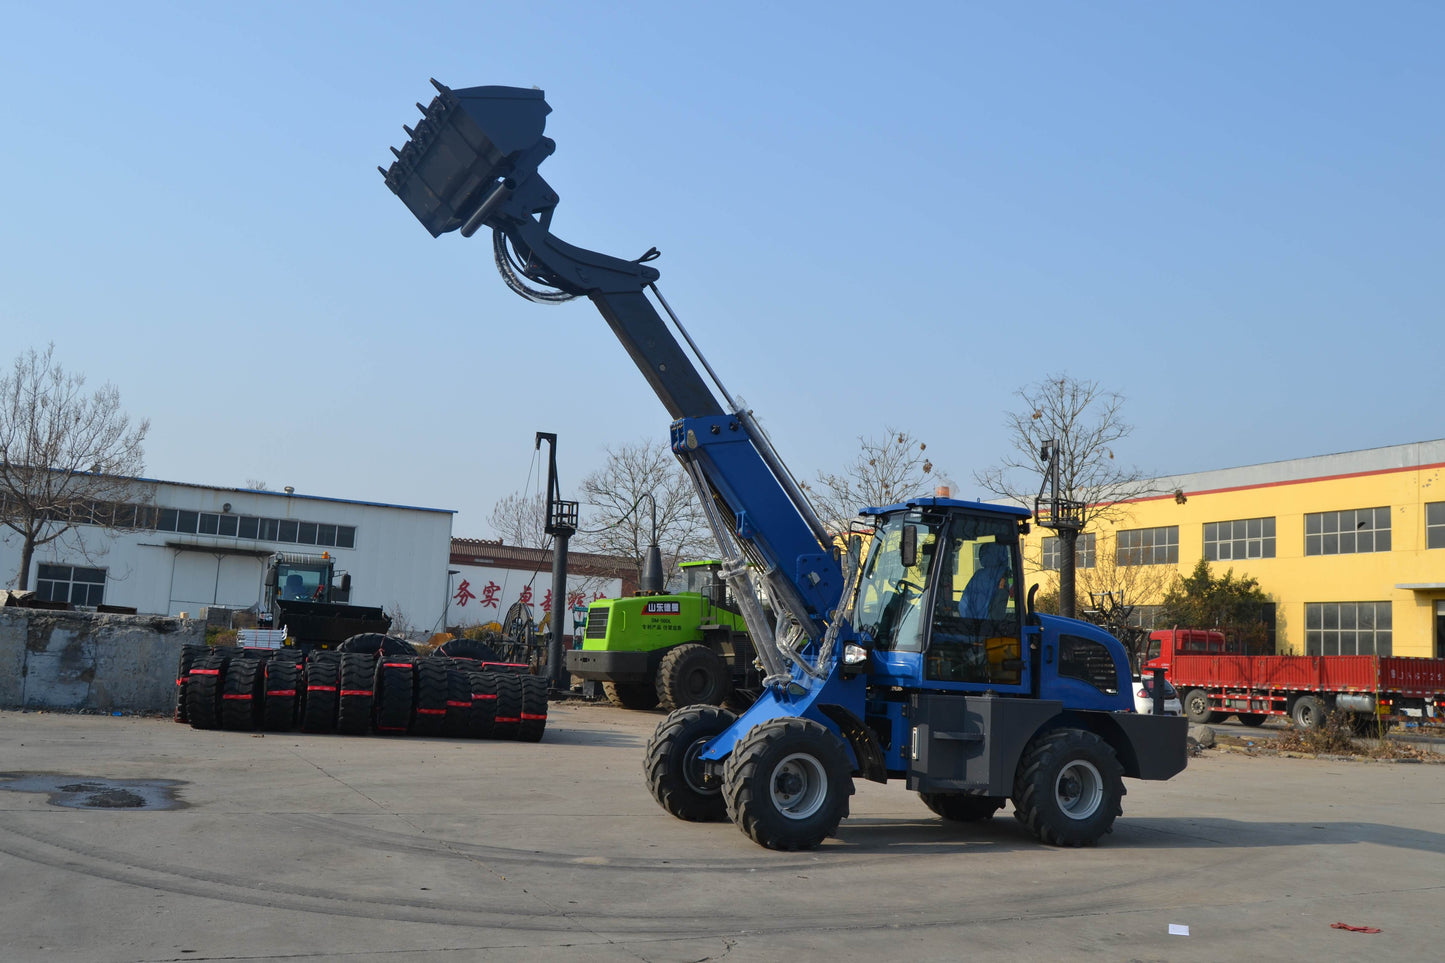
(1, 704), (1442, 963)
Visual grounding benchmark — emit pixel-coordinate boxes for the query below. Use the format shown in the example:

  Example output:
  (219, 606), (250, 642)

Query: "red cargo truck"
(1143, 629), (1445, 729)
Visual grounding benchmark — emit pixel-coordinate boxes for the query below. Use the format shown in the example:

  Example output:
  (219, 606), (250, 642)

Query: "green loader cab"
(566, 561), (758, 710)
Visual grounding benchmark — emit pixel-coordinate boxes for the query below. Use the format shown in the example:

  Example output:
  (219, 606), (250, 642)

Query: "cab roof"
(860, 496), (1031, 520)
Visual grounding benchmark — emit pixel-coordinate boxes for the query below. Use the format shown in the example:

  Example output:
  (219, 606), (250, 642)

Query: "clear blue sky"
(2, 1), (1439, 536)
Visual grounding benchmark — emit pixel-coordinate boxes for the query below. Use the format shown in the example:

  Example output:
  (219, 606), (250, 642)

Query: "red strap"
(1331, 922), (1381, 934)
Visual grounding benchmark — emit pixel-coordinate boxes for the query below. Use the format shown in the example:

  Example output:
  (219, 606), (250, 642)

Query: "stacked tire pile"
(174, 636), (547, 742)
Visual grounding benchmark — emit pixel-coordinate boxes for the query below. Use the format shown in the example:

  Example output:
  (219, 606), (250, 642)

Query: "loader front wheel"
(657, 643), (729, 710)
(1013, 728), (1124, 847)
(723, 718), (854, 851)
(645, 705), (736, 822)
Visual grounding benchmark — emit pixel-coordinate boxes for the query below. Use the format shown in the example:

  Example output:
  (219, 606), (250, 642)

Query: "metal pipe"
(460, 179), (514, 238)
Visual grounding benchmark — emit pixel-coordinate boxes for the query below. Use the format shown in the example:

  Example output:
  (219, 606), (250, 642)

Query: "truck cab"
(1142, 628), (1239, 678)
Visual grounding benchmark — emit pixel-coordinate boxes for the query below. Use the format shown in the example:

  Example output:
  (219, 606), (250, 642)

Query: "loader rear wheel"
(919, 792), (1006, 822)
(644, 705), (737, 822)
(723, 717), (854, 851)
(657, 643), (730, 710)
(603, 681), (660, 710)
(1013, 728), (1124, 847)
(1183, 688), (1218, 725)
(1290, 695), (1327, 729)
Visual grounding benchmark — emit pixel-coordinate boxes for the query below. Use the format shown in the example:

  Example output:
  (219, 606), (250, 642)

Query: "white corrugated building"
(1, 475), (455, 633)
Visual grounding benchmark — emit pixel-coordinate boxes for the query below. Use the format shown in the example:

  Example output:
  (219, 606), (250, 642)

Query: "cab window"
(925, 516), (1021, 684)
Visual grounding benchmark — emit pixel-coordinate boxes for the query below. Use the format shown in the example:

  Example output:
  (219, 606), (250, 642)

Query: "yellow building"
(1021, 440), (1445, 658)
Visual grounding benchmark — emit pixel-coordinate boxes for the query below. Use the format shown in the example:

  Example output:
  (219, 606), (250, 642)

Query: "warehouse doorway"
(1437, 601), (1445, 659)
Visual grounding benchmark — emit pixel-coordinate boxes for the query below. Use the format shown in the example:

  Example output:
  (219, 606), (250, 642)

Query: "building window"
(1204, 517), (1275, 561)
(146, 505), (356, 550)
(1428, 502), (1445, 550)
(1124, 605), (1165, 630)
(1116, 526), (1179, 566)
(336, 526), (356, 549)
(1305, 601), (1391, 656)
(1304, 507), (1390, 556)
(36, 564), (106, 606)
(1041, 533), (1096, 571)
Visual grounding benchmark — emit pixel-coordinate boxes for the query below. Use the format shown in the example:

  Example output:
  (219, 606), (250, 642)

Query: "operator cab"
(855, 498), (1030, 692)
(680, 559), (736, 613)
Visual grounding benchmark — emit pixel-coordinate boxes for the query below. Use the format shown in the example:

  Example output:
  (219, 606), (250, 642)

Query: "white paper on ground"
(1168, 924), (1190, 936)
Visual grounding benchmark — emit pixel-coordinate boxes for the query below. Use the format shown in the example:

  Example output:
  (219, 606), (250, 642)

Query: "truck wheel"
(1291, 695), (1326, 729)
(644, 705), (737, 822)
(1013, 729), (1125, 847)
(220, 658), (263, 731)
(335, 653), (377, 735)
(411, 657), (450, 736)
(919, 792), (1007, 822)
(722, 717), (855, 851)
(657, 643), (730, 710)
(603, 682), (660, 710)
(300, 653), (340, 733)
(262, 658), (303, 731)
(1235, 713), (1268, 727)
(1183, 689), (1218, 725)
(372, 657), (415, 735)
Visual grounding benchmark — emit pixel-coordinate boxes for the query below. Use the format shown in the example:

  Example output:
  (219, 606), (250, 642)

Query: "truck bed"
(1169, 654), (1445, 697)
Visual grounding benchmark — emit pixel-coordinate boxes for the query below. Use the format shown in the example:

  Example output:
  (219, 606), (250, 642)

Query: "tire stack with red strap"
(179, 635), (548, 742)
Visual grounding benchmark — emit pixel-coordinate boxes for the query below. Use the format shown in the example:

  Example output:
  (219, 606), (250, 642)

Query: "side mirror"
(900, 524), (918, 569)
(340, 573), (352, 593)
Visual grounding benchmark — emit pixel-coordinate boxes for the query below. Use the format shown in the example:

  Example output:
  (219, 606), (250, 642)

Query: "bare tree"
(0, 345), (151, 588)
(487, 491), (548, 547)
(974, 374), (1154, 618)
(574, 438), (711, 585)
(802, 428), (936, 537)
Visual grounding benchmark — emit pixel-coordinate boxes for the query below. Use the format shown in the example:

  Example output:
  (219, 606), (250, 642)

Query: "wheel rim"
(769, 752), (828, 820)
(681, 737), (719, 796)
(1054, 759), (1104, 821)
(685, 666), (710, 699)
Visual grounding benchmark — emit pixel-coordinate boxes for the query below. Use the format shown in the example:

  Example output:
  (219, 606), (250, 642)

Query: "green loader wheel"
(657, 643), (730, 710)
(603, 681), (660, 710)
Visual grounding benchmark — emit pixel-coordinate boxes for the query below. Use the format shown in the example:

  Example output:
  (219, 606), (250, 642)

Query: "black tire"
(1183, 688), (1218, 725)
(722, 717), (855, 851)
(300, 653), (341, 733)
(436, 637), (503, 663)
(262, 657), (303, 732)
(1235, 713), (1268, 727)
(603, 681), (661, 710)
(443, 666), (475, 737)
(463, 670), (497, 739)
(1013, 729), (1125, 847)
(220, 657), (263, 731)
(186, 651), (229, 730)
(517, 675), (549, 742)
(644, 705), (737, 822)
(335, 652), (377, 735)
(1291, 695), (1327, 729)
(174, 644), (208, 724)
(411, 657), (451, 736)
(490, 671), (524, 740)
(372, 656), (415, 735)
(338, 633), (416, 656)
(919, 792), (1007, 822)
(657, 643), (730, 710)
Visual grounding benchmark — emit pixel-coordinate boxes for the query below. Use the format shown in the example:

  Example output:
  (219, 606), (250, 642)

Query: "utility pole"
(536, 432), (578, 694)
(1034, 438), (1086, 619)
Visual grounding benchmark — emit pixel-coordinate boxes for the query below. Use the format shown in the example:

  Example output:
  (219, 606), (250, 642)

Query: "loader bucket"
(381, 82), (552, 237)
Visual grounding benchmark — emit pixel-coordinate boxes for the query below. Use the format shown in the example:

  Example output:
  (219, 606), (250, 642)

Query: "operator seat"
(283, 573), (306, 600)
(959, 542), (1010, 621)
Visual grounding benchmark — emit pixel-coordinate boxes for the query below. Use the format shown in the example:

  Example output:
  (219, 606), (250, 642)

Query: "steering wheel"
(895, 578), (923, 596)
